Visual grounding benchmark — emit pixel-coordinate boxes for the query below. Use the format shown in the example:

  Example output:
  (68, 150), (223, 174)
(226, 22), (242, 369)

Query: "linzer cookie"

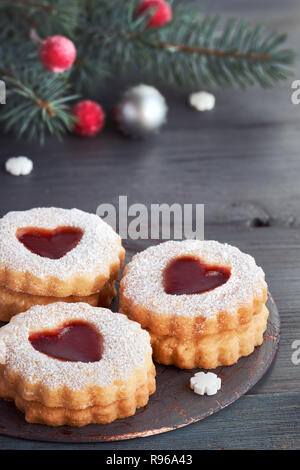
(119, 240), (268, 369)
(0, 303), (156, 426)
(0, 207), (125, 319)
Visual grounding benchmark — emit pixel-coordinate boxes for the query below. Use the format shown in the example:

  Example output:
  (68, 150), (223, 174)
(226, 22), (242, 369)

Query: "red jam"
(17, 226), (83, 259)
(163, 256), (230, 295)
(29, 321), (103, 363)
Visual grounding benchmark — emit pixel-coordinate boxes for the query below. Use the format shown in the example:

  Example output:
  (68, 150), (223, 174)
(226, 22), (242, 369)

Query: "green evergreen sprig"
(75, 0), (295, 89)
(0, 0), (296, 144)
(1, 68), (79, 144)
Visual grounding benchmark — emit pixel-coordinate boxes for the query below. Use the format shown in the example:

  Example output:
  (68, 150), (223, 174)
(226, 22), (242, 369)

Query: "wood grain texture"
(0, 0), (299, 450)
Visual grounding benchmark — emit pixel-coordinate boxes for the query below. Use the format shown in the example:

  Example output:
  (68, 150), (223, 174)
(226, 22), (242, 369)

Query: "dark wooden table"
(0, 0), (299, 450)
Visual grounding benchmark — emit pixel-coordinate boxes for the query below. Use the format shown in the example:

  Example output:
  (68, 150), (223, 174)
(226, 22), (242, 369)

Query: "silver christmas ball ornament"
(115, 84), (168, 137)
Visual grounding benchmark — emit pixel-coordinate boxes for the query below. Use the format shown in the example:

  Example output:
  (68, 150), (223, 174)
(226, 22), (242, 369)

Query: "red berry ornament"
(136, 0), (172, 27)
(40, 35), (76, 73)
(72, 100), (105, 137)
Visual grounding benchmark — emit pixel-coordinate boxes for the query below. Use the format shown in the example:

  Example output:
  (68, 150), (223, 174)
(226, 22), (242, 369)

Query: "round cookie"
(119, 240), (268, 369)
(0, 207), (125, 297)
(0, 303), (156, 426)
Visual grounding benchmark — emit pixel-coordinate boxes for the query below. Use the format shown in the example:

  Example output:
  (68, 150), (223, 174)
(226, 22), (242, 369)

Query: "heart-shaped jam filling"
(163, 256), (230, 295)
(17, 226), (83, 259)
(29, 321), (103, 362)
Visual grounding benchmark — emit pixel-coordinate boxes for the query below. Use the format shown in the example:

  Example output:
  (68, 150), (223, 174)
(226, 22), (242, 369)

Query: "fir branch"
(0, 0), (296, 144)
(154, 39), (272, 62)
(82, 1), (294, 89)
(0, 68), (79, 144)
(8, 0), (52, 13)
(1, 0), (82, 36)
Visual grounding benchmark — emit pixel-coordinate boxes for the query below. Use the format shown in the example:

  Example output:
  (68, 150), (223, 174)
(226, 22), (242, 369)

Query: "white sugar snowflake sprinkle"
(189, 91), (215, 111)
(5, 156), (33, 176)
(190, 372), (221, 396)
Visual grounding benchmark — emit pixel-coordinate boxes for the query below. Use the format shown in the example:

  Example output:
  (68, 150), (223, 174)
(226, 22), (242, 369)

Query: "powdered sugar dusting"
(121, 240), (267, 319)
(0, 207), (122, 280)
(0, 303), (151, 389)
